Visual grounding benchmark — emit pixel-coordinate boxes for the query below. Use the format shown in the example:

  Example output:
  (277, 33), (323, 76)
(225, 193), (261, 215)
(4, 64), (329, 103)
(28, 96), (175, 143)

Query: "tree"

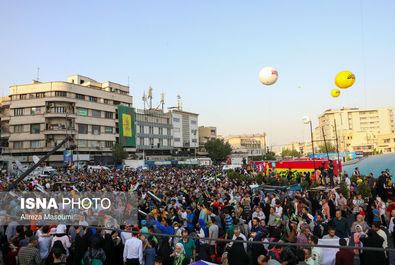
(281, 149), (301, 158)
(204, 139), (232, 163)
(262, 151), (276, 160)
(318, 142), (336, 153)
(112, 143), (128, 165)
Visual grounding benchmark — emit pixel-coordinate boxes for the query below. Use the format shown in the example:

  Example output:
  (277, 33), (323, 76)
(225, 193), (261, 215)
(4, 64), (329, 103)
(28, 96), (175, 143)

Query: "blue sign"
(309, 152), (356, 160)
(63, 150), (73, 164)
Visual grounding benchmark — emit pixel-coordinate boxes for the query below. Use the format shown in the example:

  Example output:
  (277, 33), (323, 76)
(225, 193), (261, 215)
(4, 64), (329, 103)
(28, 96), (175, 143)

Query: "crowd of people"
(0, 164), (394, 265)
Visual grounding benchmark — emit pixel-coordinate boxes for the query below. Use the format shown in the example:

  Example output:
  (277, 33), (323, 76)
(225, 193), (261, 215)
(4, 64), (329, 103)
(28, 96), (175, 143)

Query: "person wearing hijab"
(170, 243), (190, 265)
(197, 219), (210, 261)
(359, 229), (385, 265)
(353, 224), (365, 264)
(227, 237), (249, 265)
(351, 215), (369, 233)
(50, 225), (71, 257)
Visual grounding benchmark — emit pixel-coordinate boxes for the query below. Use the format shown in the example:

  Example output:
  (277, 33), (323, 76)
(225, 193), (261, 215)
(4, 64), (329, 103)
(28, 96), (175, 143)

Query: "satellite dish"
(33, 156), (40, 164)
(16, 160), (25, 172)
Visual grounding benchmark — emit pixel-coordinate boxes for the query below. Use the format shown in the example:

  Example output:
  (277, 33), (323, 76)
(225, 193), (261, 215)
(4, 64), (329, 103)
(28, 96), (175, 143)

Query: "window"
(139, 125), (144, 134)
(92, 110), (101, 117)
(78, 124), (88, 134)
(76, 94), (85, 100)
(140, 137), (145, 145)
(14, 108), (24, 116)
(78, 140), (87, 147)
(88, 96), (97, 102)
(55, 91), (67, 97)
(92, 125), (101, 135)
(113, 101), (120, 105)
(384, 139), (390, 143)
(192, 139), (197, 143)
(174, 138), (180, 142)
(173, 117), (180, 123)
(191, 129), (197, 136)
(31, 107), (41, 115)
(105, 126), (113, 133)
(191, 120), (197, 125)
(159, 127), (163, 135)
(77, 108), (88, 116)
(36, 92), (45, 98)
(105, 112), (113, 119)
(149, 126), (153, 134)
(174, 128), (181, 133)
(30, 124), (40, 134)
(20, 94), (27, 100)
(149, 138), (154, 146)
(30, 140), (40, 148)
(91, 141), (100, 148)
(54, 107), (65, 113)
(105, 141), (113, 148)
(14, 125), (24, 133)
(13, 141), (23, 149)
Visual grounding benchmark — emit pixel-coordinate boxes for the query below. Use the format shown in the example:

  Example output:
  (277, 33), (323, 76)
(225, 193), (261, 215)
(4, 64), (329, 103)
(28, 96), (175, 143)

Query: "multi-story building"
(135, 108), (173, 157)
(377, 133), (395, 154)
(315, 107), (395, 155)
(1, 75), (133, 164)
(198, 126), (217, 152)
(225, 134), (266, 157)
(169, 109), (199, 155)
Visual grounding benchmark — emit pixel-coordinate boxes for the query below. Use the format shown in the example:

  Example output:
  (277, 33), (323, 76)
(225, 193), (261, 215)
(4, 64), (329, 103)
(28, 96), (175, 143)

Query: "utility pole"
(334, 120), (341, 173)
(321, 127), (330, 161)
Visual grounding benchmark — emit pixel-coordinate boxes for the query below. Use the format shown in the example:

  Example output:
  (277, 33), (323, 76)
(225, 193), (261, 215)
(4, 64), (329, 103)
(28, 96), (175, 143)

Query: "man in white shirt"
(123, 228), (143, 265)
(230, 227), (247, 251)
(121, 224), (132, 244)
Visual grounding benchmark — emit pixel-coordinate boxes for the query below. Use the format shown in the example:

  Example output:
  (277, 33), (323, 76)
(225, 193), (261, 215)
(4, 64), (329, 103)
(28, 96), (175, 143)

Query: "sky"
(0, 0), (394, 148)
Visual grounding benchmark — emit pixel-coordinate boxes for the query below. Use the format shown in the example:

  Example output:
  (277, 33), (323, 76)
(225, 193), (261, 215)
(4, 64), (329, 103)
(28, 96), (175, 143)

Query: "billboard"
(309, 152), (356, 160)
(63, 150), (73, 164)
(118, 105), (136, 147)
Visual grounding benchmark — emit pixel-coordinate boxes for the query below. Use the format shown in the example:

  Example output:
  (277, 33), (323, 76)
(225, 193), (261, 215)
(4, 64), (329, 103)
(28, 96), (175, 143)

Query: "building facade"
(377, 133), (395, 154)
(1, 75), (133, 164)
(225, 134), (266, 157)
(315, 107), (395, 155)
(198, 126), (217, 152)
(169, 109), (199, 155)
(135, 108), (173, 157)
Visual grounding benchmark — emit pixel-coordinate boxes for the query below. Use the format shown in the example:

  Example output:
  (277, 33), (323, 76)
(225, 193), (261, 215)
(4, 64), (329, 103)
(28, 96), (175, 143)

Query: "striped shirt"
(17, 245), (42, 265)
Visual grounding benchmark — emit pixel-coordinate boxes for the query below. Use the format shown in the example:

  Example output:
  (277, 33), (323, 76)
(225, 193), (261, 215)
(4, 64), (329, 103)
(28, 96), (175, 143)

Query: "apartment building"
(377, 133), (395, 154)
(315, 107), (395, 155)
(225, 134), (267, 157)
(135, 108), (173, 156)
(198, 126), (217, 152)
(1, 75), (133, 164)
(169, 109), (199, 155)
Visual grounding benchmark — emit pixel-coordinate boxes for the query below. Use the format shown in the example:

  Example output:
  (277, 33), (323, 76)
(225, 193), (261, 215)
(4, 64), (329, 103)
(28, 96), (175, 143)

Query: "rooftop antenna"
(147, 86), (153, 109)
(160, 92), (165, 112)
(176, 94), (183, 110)
(142, 91), (147, 110)
(36, 67), (40, 81)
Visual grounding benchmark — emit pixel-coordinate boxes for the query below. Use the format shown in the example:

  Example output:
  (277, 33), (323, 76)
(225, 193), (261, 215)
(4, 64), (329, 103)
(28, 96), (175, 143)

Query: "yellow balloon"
(331, 89), (340, 98)
(335, 71), (355, 89)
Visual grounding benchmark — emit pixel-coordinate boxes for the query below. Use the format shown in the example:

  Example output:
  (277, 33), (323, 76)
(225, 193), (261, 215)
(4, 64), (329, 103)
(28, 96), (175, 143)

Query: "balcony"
(43, 127), (76, 135)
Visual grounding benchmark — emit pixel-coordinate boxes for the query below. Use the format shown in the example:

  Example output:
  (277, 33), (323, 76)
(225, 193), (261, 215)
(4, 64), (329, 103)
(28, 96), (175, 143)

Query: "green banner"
(117, 105), (136, 147)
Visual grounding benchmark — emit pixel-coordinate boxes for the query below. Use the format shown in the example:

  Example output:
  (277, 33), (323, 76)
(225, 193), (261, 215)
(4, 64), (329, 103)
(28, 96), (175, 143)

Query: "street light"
(303, 116), (316, 170)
